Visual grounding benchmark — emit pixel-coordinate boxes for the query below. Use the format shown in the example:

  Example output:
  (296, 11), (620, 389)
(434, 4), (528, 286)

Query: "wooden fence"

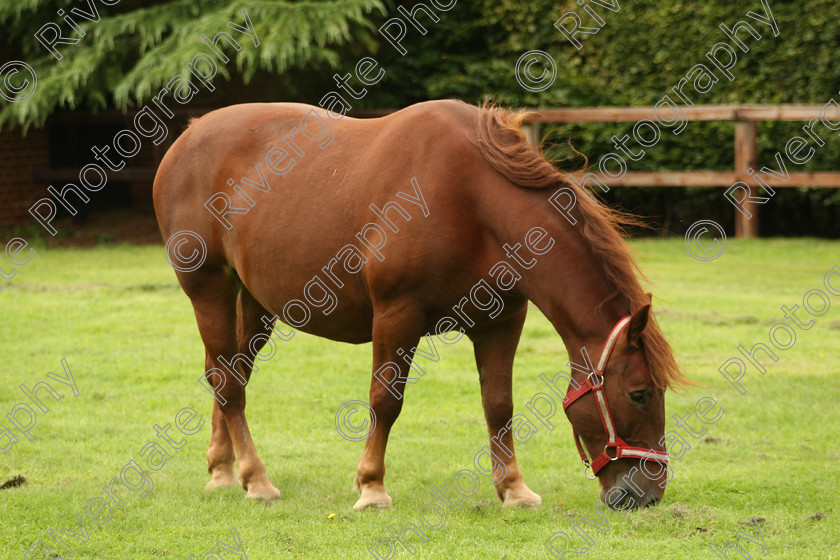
(35, 105), (838, 238)
(518, 105), (840, 238)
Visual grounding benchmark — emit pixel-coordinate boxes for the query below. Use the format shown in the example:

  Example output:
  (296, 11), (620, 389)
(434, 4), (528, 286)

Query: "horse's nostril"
(604, 487), (634, 511)
(644, 496), (660, 508)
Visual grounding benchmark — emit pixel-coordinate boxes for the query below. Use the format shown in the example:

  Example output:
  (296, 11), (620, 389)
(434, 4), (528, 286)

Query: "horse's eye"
(629, 390), (651, 405)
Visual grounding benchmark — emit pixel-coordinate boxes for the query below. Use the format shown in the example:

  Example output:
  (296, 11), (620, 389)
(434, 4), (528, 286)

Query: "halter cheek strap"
(562, 316), (670, 479)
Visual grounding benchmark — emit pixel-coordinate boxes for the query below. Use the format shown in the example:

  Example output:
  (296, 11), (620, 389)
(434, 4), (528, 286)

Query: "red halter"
(562, 316), (670, 479)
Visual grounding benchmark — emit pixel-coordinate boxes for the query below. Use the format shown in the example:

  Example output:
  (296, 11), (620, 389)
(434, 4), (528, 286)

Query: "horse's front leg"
(353, 305), (423, 510)
(472, 307), (542, 507)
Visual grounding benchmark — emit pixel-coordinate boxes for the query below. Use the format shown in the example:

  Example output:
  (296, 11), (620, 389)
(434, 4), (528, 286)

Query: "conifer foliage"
(0, 0), (384, 130)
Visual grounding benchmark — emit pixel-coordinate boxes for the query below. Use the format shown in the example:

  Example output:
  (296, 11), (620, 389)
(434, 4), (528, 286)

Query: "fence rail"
(518, 104), (839, 238)
(43, 105), (831, 238)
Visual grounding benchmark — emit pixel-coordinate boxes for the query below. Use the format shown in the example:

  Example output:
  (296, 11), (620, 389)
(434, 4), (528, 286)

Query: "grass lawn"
(0, 238), (837, 559)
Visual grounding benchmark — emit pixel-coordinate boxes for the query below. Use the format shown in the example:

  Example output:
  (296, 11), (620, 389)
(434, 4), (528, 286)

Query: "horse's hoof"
(502, 488), (542, 508)
(205, 471), (238, 490)
(244, 483), (281, 501)
(354, 490), (393, 511)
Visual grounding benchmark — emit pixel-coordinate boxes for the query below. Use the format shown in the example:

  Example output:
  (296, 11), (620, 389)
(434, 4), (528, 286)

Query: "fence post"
(734, 120), (759, 238)
(521, 123), (541, 148)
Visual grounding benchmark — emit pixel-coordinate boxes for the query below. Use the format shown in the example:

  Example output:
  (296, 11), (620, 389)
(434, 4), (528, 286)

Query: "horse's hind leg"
(472, 306), (542, 507)
(206, 284), (275, 491)
(180, 265), (280, 500)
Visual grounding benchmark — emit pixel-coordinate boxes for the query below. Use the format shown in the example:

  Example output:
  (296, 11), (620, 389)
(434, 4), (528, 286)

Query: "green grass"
(0, 239), (837, 559)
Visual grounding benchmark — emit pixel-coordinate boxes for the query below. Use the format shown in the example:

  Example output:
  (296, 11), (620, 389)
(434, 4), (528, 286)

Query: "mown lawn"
(0, 238), (837, 559)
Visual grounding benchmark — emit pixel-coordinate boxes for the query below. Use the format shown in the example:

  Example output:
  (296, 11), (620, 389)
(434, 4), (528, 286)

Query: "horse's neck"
(525, 229), (627, 353)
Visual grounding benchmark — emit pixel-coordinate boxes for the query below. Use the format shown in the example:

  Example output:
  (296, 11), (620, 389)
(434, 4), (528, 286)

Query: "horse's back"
(153, 100), (500, 339)
(153, 99), (479, 241)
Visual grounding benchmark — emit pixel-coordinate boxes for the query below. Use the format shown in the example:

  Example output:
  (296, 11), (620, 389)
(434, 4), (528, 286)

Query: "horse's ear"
(627, 303), (651, 348)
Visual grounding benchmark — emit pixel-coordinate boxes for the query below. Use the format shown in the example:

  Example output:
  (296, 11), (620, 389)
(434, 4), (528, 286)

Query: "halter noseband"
(562, 316), (670, 479)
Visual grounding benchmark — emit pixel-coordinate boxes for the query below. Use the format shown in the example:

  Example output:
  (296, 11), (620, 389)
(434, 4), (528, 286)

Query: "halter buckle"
(583, 462), (597, 480)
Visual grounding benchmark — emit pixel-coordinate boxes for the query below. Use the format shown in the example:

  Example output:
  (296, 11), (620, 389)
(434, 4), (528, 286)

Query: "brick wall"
(0, 74), (283, 228)
(0, 127), (49, 227)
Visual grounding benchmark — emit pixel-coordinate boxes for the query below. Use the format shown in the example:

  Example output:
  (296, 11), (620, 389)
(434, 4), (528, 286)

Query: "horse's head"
(563, 304), (670, 510)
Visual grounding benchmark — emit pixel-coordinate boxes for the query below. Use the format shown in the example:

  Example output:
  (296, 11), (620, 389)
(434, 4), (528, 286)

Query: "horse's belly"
(230, 221), (378, 343)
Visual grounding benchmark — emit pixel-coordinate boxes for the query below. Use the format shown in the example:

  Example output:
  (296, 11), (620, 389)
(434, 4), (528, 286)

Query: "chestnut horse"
(153, 99), (683, 510)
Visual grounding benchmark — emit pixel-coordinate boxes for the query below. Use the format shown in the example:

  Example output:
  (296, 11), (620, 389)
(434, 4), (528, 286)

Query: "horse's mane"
(474, 103), (686, 390)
